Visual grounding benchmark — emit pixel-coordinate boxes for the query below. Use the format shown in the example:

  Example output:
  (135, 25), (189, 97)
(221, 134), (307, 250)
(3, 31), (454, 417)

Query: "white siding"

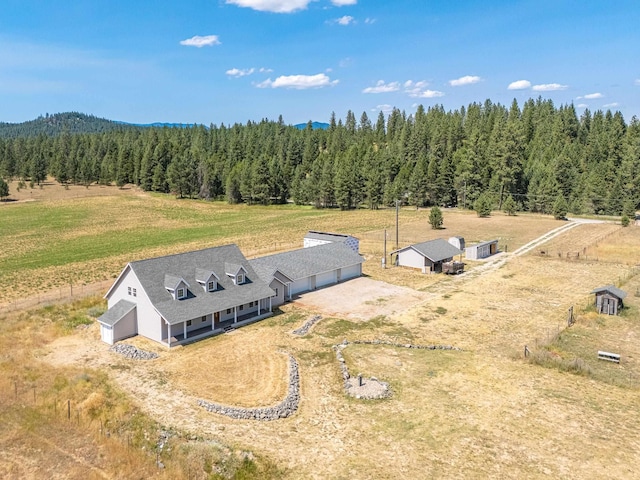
(316, 270), (337, 288)
(106, 267), (162, 343)
(290, 278), (310, 296)
(100, 324), (114, 344)
(396, 248), (427, 269)
(340, 264), (361, 280)
(112, 308), (137, 342)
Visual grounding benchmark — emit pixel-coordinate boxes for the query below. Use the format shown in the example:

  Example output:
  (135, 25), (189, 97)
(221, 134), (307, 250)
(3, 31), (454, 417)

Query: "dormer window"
(177, 287), (185, 299)
(207, 280), (216, 292)
(237, 273), (244, 285)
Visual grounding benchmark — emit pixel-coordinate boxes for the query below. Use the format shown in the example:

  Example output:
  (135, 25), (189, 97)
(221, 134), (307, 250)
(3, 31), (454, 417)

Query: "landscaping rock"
(292, 315), (323, 336)
(110, 343), (159, 360)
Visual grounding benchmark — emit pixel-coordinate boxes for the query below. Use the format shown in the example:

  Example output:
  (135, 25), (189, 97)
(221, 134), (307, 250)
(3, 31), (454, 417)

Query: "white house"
(98, 244), (276, 347)
(98, 242), (364, 347)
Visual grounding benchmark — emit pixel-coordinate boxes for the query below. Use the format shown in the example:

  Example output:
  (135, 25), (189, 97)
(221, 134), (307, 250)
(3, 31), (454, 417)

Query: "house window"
(239, 305), (244, 311)
(201, 316), (207, 323)
(208, 281), (215, 291)
(177, 288), (185, 299)
(237, 274), (244, 285)
(249, 301), (253, 307)
(132, 288), (137, 297)
(226, 308), (231, 314)
(275, 288), (278, 296)
(128, 286), (132, 295)
(186, 320), (192, 326)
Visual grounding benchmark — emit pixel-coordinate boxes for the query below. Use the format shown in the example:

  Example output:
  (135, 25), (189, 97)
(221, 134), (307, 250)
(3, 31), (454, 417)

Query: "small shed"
(591, 285), (627, 315)
(304, 231), (359, 253)
(448, 236), (465, 251)
(465, 239), (498, 260)
(391, 239), (463, 274)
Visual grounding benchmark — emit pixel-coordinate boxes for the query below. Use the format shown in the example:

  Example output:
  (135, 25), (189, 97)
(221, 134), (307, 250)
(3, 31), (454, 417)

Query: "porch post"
(234, 306), (237, 323)
(183, 321), (187, 340)
(258, 300), (261, 316)
(166, 319), (171, 347)
(212, 313), (215, 331)
(269, 296), (272, 312)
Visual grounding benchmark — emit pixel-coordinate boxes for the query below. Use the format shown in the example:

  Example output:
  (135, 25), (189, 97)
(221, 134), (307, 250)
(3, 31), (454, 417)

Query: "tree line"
(0, 98), (639, 215)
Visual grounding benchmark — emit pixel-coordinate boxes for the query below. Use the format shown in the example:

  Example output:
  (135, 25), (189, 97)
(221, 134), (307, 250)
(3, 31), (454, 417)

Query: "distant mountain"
(0, 112), (137, 138)
(294, 121), (330, 130)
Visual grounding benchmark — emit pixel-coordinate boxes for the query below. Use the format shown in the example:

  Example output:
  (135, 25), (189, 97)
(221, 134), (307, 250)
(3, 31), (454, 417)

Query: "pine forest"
(1, 98), (639, 216)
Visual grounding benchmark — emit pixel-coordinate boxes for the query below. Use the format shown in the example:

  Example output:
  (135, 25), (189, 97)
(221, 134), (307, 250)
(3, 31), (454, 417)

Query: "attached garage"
(316, 270), (337, 288)
(249, 242), (364, 299)
(97, 299), (137, 345)
(338, 264), (362, 281)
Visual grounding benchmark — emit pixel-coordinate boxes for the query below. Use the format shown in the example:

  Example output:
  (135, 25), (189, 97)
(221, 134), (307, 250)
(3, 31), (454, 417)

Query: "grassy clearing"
(0, 300), (283, 479)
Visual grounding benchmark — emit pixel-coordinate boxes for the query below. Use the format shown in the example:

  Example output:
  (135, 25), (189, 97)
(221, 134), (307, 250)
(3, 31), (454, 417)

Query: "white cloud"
(449, 75), (481, 87)
(372, 104), (393, 114)
(259, 67), (273, 73)
(507, 80), (531, 90)
(364, 18), (376, 24)
(226, 0), (311, 13)
(226, 68), (255, 77)
(257, 73), (338, 89)
(532, 83), (568, 91)
(338, 57), (353, 68)
(403, 80), (443, 98)
(362, 80), (400, 94)
(336, 15), (354, 25)
(179, 35), (221, 47)
(635, 79), (640, 86)
(332, 0), (357, 5)
(603, 102), (619, 108)
(577, 92), (602, 100)
(577, 103), (588, 108)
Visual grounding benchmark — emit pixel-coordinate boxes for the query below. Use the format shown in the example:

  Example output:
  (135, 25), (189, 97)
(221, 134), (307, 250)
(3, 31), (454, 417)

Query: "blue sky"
(1, 0), (639, 125)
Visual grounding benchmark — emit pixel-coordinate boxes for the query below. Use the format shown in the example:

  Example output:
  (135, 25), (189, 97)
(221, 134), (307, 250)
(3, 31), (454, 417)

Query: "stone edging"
(292, 315), (323, 336)
(197, 354), (299, 421)
(110, 343), (159, 360)
(334, 340), (462, 400)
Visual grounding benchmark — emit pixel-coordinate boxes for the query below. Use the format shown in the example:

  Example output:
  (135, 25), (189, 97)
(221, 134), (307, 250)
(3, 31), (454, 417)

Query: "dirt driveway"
(293, 276), (433, 320)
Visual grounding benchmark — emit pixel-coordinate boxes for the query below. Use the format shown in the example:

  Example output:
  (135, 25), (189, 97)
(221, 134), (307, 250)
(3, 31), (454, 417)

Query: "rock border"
(334, 340), (462, 399)
(197, 354), (299, 421)
(110, 343), (159, 360)
(292, 314), (323, 336)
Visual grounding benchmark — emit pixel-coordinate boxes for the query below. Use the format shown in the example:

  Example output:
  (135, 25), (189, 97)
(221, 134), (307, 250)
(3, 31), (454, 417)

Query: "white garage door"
(340, 264), (361, 281)
(290, 278), (311, 296)
(316, 270), (337, 288)
(100, 324), (114, 345)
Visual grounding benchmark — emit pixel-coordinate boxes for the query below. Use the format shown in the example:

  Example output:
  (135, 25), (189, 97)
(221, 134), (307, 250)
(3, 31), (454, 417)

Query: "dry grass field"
(2, 182), (640, 479)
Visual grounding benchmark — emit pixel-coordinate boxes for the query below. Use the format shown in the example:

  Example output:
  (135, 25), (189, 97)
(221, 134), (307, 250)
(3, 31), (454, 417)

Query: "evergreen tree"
(502, 194), (517, 215)
(0, 177), (8, 200)
(429, 206), (443, 229)
(474, 192), (492, 217)
(552, 195), (568, 220)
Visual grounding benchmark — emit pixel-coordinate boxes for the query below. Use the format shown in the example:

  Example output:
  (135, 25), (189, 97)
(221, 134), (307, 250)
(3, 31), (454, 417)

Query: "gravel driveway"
(293, 276), (433, 320)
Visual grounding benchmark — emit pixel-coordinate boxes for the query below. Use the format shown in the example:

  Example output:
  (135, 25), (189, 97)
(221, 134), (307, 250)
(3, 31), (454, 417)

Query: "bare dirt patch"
(293, 276), (433, 319)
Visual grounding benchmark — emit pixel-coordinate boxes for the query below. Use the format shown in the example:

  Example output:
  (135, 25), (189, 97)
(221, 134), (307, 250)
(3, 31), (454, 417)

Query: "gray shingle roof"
(591, 285), (627, 299)
(98, 299), (136, 327)
(130, 244), (274, 325)
(249, 242), (364, 281)
(392, 239), (463, 262)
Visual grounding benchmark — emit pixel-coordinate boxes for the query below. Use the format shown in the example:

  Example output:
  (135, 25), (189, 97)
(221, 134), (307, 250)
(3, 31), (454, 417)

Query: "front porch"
(168, 311), (273, 346)
(162, 297), (274, 347)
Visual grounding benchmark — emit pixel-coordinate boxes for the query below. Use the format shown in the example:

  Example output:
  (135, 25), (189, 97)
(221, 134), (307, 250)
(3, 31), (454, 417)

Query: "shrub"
(429, 206), (443, 229)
